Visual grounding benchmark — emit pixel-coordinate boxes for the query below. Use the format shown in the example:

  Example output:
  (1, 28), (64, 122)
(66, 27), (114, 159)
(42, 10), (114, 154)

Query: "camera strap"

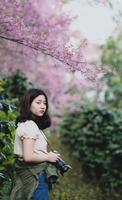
(40, 130), (54, 152)
(47, 140), (54, 152)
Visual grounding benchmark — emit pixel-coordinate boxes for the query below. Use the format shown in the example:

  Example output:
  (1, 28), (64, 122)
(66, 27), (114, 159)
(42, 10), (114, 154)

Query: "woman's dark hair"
(16, 89), (51, 130)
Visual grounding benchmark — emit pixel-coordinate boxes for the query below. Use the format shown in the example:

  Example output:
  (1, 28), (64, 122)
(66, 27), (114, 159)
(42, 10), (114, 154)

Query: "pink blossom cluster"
(0, 0), (105, 83)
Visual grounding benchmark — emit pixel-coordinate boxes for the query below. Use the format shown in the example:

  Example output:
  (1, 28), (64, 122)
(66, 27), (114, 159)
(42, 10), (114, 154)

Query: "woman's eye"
(36, 102), (41, 104)
(36, 102), (46, 105)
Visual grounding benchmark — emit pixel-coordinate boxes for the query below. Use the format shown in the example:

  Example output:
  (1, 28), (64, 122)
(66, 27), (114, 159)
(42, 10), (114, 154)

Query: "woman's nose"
(40, 104), (45, 108)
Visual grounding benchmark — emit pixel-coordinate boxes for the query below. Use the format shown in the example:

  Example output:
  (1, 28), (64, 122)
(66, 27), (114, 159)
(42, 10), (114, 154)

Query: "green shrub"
(0, 70), (31, 198)
(0, 80), (17, 177)
(2, 69), (32, 98)
(59, 106), (122, 191)
(0, 70), (32, 177)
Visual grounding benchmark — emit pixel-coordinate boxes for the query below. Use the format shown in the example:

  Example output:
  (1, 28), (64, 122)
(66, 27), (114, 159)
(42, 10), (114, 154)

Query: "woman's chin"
(37, 113), (44, 117)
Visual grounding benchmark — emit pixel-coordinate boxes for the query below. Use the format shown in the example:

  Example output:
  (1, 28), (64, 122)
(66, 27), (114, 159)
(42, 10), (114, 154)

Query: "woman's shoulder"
(17, 120), (39, 130)
(16, 120), (40, 138)
(17, 120), (36, 126)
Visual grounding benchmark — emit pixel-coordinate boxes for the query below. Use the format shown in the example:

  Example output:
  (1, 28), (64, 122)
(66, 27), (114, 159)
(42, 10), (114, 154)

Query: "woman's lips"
(40, 110), (45, 113)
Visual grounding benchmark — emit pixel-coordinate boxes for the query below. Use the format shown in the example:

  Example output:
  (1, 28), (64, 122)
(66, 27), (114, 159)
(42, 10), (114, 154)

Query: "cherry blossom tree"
(0, 1), (83, 69)
(0, 0), (109, 129)
(0, 0), (107, 82)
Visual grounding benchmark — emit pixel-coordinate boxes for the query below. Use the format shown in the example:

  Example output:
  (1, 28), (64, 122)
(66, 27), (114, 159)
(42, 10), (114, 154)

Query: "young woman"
(10, 89), (60, 200)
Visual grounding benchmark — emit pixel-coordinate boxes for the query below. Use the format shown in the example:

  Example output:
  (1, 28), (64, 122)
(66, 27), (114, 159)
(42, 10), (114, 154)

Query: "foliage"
(101, 34), (122, 108)
(2, 69), (32, 98)
(0, 180), (11, 200)
(0, 70), (30, 188)
(0, 81), (16, 179)
(59, 106), (122, 193)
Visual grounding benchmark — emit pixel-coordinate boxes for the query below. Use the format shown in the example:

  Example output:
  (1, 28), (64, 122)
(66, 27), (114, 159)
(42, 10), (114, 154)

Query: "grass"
(47, 132), (103, 200)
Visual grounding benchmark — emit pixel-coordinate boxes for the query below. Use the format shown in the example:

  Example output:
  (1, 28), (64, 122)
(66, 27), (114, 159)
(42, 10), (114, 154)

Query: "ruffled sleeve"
(17, 120), (39, 140)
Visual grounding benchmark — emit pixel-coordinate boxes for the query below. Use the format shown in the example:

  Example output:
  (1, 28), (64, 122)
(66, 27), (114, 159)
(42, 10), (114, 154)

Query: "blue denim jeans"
(32, 173), (49, 200)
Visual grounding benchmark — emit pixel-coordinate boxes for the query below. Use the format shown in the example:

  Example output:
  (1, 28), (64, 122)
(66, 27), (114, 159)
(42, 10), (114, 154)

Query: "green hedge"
(0, 70), (31, 182)
(0, 80), (17, 179)
(59, 106), (122, 190)
(0, 70), (33, 198)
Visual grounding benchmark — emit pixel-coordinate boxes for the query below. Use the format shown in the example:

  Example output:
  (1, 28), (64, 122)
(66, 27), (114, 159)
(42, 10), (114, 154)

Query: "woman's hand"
(47, 151), (60, 163)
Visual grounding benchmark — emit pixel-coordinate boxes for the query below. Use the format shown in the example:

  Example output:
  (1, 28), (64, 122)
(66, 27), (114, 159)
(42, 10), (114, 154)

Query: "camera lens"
(55, 158), (72, 175)
(62, 165), (69, 172)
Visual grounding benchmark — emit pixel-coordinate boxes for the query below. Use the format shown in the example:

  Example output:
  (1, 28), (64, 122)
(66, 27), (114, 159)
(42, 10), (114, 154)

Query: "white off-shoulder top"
(14, 120), (48, 158)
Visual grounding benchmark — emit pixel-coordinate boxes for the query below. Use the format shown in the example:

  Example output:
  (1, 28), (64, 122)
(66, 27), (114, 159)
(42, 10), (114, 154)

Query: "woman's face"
(30, 95), (47, 117)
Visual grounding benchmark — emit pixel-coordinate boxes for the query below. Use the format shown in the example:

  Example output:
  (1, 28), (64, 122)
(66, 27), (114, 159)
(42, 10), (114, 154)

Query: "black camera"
(46, 158), (72, 189)
(55, 158), (72, 175)
(47, 158), (72, 188)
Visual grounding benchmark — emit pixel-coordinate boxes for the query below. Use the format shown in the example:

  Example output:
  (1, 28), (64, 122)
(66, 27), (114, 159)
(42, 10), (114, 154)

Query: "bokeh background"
(0, 0), (122, 199)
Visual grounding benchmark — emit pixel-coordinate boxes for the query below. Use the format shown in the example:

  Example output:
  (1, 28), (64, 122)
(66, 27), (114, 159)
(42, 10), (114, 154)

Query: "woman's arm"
(22, 138), (60, 163)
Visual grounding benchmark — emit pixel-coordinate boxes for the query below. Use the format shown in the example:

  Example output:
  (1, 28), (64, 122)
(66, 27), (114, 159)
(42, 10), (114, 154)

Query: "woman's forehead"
(34, 95), (46, 101)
